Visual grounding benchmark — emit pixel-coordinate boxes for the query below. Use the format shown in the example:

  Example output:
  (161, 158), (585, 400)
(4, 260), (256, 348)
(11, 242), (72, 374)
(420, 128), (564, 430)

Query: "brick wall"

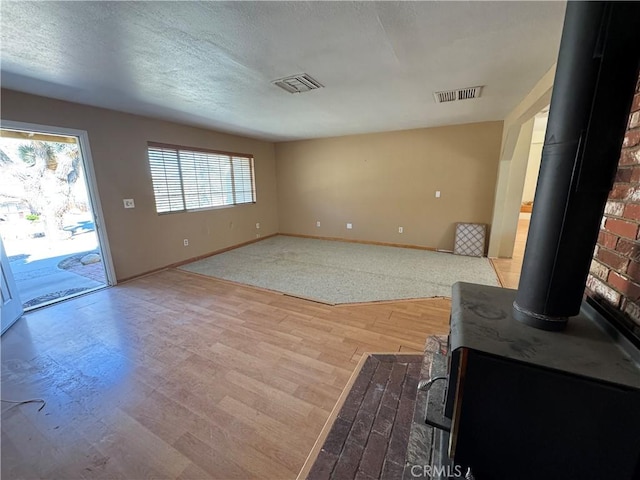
(586, 74), (640, 337)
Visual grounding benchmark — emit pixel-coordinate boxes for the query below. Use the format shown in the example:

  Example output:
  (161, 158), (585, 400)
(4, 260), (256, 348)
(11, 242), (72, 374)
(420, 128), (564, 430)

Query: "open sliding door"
(1, 237), (23, 334)
(0, 121), (115, 311)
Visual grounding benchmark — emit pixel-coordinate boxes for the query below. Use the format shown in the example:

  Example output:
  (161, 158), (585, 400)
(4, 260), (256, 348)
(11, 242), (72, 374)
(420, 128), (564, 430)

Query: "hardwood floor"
(1, 269), (451, 479)
(491, 214), (530, 289)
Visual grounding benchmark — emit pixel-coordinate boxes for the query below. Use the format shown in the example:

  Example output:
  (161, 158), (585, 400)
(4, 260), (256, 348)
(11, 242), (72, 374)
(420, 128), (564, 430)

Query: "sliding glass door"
(0, 122), (114, 316)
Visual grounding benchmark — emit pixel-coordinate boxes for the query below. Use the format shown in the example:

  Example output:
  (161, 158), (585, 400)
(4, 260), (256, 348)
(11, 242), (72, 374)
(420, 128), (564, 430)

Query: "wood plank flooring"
(491, 214), (530, 289)
(1, 269), (451, 479)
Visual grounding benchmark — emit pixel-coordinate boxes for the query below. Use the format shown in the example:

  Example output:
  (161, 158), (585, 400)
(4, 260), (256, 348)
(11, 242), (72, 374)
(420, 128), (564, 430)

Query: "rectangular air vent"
(434, 90), (458, 103)
(434, 86), (483, 103)
(273, 73), (324, 94)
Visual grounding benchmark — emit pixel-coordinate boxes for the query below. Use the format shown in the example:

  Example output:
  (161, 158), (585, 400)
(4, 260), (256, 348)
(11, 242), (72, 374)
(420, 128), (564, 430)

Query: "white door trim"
(1, 236), (23, 334)
(0, 120), (117, 285)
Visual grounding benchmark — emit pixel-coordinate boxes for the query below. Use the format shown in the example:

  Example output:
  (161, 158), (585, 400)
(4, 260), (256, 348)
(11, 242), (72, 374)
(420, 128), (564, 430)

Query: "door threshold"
(23, 285), (108, 313)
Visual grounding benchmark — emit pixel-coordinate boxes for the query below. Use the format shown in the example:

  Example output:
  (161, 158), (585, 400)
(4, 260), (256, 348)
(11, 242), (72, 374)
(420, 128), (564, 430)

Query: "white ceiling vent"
(434, 86), (483, 103)
(273, 73), (324, 94)
(434, 90), (458, 103)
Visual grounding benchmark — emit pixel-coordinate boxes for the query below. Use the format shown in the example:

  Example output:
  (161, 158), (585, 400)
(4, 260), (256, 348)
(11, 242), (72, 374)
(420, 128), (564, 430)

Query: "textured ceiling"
(0, 1), (565, 141)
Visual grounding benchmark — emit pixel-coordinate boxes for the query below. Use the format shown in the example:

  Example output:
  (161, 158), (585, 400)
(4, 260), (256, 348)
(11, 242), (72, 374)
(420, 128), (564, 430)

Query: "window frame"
(147, 141), (256, 214)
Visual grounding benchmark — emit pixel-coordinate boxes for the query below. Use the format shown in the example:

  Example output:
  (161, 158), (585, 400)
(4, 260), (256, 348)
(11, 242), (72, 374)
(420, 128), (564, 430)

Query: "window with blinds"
(147, 143), (256, 214)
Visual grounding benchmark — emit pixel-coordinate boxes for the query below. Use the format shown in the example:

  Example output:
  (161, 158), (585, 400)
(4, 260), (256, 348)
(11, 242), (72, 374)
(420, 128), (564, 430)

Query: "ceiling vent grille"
(434, 86), (483, 103)
(434, 90), (458, 103)
(273, 73), (324, 94)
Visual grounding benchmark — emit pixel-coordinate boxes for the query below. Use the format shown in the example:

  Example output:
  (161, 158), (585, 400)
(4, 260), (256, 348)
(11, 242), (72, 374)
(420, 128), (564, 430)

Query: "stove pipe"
(513, 1), (640, 331)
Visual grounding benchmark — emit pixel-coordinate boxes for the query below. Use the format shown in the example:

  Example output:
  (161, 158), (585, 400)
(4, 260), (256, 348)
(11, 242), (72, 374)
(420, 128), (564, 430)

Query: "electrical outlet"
(316, 221), (321, 227)
(347, 223), (353, 229)
(256, 222), (260, 229)
(183, 239), (189, 246)
(123, 198), (135, 208)
(398, 226), (404, 234)
(435, 190), (441, 198)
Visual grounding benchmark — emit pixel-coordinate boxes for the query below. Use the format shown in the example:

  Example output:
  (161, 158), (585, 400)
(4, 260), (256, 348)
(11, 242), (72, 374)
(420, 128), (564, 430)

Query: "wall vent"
(273, 73), (324, 94)
(434, 86), (483, 103)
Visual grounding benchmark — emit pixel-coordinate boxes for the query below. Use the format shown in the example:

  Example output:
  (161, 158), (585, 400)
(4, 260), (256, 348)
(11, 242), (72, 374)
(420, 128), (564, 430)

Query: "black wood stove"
(424, 3), (640, 479)
(441, 283), (640, 480)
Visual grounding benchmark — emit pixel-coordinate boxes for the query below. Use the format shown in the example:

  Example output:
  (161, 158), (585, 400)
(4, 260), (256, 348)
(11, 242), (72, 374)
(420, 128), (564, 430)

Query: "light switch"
(123, 199), (135, 208)
(435, 191), (441, 198)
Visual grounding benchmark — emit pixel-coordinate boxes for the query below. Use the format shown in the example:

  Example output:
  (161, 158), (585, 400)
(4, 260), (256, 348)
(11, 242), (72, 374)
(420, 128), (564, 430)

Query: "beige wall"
(1, 89), (278, 281)
(488, 65), (555, 257)
(275, 122), (503, 251)
(522, 138), (543, 203)
(488, 120), (535, 258)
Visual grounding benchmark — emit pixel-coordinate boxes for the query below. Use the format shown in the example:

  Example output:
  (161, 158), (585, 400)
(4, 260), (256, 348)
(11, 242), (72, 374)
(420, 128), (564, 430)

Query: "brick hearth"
(301, 336), (448, 480)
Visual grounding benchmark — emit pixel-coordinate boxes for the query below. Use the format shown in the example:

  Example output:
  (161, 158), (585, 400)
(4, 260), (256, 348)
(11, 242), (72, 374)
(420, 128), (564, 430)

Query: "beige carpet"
(179, 235), (500, 304)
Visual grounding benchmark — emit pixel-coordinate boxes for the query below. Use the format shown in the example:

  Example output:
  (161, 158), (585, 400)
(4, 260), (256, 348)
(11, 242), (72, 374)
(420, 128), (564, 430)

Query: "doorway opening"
(491, 107), (548, 289)
(514, 108), (549, 267)
(0, 123), (113, 316)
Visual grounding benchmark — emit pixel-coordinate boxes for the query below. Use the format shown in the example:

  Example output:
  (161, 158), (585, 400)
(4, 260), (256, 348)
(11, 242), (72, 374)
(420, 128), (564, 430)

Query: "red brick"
(631, 112), (640, 129)
(615, 167), (633, 183)
(597, 247), (629, 271)
(605, 218), (639, 239)
(616, 238), (639, 258)
(620, 148), (640, 166)
(633, 92), (640, 113)
(629, 186), (640, 202)
(586, 274), (622, 306)
(617, 304), (637, 331)
(628, 261), (640, 279)
(623, 204), (640, 221)
(608, 272), (640, 301)
(598, 231), (618, 249)
(623, 129), (640, 148)
(604, 200), (625, 216)
(609, 183), (631, 199)
(590, 259), (610, 281)
(623, 300), (640, 327)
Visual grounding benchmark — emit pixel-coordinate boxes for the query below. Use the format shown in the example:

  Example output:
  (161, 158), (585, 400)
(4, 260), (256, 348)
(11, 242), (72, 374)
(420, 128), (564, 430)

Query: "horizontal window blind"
(148, 147), (184, 213)
(232, 156), (255, 204)
(147, 144), (255, 214)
